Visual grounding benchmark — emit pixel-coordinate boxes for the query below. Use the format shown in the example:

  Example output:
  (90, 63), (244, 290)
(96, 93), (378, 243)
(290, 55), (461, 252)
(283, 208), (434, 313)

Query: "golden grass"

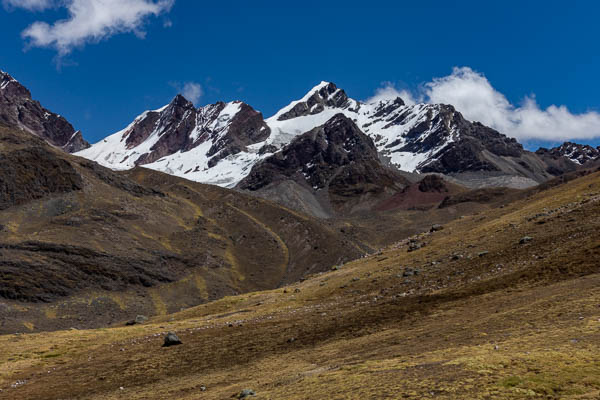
(0, 172), (599, 399)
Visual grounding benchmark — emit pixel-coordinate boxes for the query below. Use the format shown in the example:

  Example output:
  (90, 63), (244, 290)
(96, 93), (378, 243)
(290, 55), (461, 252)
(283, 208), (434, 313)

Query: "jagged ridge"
(0, 70), (89, 152)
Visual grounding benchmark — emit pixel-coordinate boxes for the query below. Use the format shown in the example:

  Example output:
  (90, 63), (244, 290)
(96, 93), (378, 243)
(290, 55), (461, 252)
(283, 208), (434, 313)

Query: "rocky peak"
(276, 82), (354, 121)
(238, 114), (393, 191)
(0, 70), (89, 153)
(370, 97), (406, 118)
(206, 101), (271, 167)
(0, 70), (30, 99)
(78, 97), (271, 186)
(535, 142), (600, 165)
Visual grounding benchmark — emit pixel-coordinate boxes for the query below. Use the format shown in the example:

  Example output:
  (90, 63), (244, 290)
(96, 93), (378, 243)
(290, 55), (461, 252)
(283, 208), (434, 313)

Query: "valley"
(0, 166), (598, 399)
(1, 67), (600, 399)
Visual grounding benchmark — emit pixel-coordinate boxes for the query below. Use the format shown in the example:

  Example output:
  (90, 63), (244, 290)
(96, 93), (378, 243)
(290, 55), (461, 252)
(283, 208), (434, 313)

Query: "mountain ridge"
(1, 69), (596, 194)
(0, 70), (89, 152)
(76, 80), (588, 191)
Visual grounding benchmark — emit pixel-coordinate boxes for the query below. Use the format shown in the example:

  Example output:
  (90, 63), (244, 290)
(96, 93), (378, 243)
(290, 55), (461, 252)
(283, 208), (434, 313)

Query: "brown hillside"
(1, 165), (599, 399)
(0, 125), (366, 332)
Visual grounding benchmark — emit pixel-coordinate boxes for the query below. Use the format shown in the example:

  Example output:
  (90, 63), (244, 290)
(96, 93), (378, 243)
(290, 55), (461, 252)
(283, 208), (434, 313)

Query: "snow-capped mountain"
(78, 81), (555, 189)
(237, 113), (410, 217)
(0, 70), (89, 152)
(77, 95), (270, 187)
(536, 142), (600, 166)
(239, 113), (407, 192)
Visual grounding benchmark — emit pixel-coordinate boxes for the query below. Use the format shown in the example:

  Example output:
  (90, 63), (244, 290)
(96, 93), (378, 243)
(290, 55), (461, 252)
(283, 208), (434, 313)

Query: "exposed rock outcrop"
(0, 70), (89, 152)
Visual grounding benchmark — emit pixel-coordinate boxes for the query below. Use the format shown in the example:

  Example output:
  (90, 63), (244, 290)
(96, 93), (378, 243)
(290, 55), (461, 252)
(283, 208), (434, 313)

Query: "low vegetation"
(1, 167), (599, 399)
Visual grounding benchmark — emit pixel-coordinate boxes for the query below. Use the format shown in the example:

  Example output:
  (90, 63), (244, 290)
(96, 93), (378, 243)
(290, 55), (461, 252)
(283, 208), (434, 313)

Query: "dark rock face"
(536, 142), (600, 167)
(133, 95), (198, 165)
(418, 175), (448, 193)
(206, 102), (270, 167)
(238, 114), (405, 197)
(163, 332), (183, 347)
(0, 70), (90, 152)
(0, 126), (161, 211)
(0, 241), (188, 302)
(404, 106), (525, 174)
(117, 96), (270, 168)
(277, 82), (355, 121)
(0, 146), (83, 210)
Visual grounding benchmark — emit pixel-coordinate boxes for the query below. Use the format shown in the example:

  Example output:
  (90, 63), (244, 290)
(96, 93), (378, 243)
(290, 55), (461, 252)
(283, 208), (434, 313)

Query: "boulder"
(162, 332), (182, 347)
(519, 236), (533, 244)
(238, 389), (256, 398)
(430, 224), (444, 232)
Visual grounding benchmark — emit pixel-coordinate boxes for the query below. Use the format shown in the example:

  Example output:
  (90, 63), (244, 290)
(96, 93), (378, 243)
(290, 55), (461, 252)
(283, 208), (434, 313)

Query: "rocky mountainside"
(238, 114), (410, 217)
(536, 141), (600, 166)
(264, 82), (556, 188)
(0, 124), (365, 332)
(0, 70), (89, 152)
(76, 95), (270, 187)
(78, 81), (568, 191)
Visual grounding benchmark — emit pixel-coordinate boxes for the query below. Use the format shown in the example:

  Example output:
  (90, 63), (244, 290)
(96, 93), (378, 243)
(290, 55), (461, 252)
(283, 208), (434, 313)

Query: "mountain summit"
(78, 80), (565, 189)
(76, 95), (270, 187)
(0, 71), (590, 193)
(0, 70), (89, 152)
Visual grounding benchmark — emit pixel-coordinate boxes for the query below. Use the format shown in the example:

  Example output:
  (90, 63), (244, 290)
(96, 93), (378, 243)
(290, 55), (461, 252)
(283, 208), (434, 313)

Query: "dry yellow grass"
(0, 171), (599, 399)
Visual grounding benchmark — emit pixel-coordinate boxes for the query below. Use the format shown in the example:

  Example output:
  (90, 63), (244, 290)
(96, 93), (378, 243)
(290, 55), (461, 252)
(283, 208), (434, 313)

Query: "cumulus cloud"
(2, 0), (54, 11)
(372, 67), (600, 142)
(20, 0), (174, 55)
(181, 82), (202, 105)
(366, 81), (417, 106)
(424, 67), (600, 141)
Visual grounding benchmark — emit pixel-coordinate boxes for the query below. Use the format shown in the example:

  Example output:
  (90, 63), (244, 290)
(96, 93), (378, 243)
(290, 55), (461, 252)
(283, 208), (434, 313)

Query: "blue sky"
(1, 0), (599, 148)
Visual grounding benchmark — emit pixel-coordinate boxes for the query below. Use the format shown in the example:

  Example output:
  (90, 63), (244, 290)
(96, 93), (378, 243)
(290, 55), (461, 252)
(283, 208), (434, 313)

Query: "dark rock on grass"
(403, 268), (420, 277)
(408, 242), (425, 252)
(78, 159), (164, 198)
(126, 315), (148, 326)
(430, 224), (444, 232)
(238, 389), (256, 398)
(478, 251), (489, 257)
(162, 332), (182, 347)
(519, 236), (534, 244)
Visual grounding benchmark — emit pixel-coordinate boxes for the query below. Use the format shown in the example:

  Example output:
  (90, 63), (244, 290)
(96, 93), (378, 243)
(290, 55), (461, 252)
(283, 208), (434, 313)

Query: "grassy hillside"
(1, 167), (598, 399)
(0, 125), (366, 332)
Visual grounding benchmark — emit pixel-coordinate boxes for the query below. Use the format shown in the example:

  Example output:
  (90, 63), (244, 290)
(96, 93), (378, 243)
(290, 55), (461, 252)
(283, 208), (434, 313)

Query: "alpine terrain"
(1, 69), (599, 400)
(77, 82), (587, 195)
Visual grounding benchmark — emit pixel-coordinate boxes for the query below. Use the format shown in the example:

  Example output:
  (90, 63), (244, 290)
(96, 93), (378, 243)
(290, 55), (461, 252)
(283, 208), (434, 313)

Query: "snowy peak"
(77, 97), (270, 187)
(0, 70), (28, 97)
(0, 69), (89, 152)
(238, 113), (405, 194)
(77, 79), (584, 191)
(536, 142), (600, 165)
(275, 82), (357, 121)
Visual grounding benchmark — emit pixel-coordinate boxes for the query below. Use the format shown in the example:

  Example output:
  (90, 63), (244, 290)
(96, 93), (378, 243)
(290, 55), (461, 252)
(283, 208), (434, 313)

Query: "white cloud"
(366, 81), (417, 106)
(21, 0), (174, 55)
(367, 67), (600, 142)
(424, 67), (600, 142)
(2, 0), (54, 11)
(181, 82), (202, 105)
